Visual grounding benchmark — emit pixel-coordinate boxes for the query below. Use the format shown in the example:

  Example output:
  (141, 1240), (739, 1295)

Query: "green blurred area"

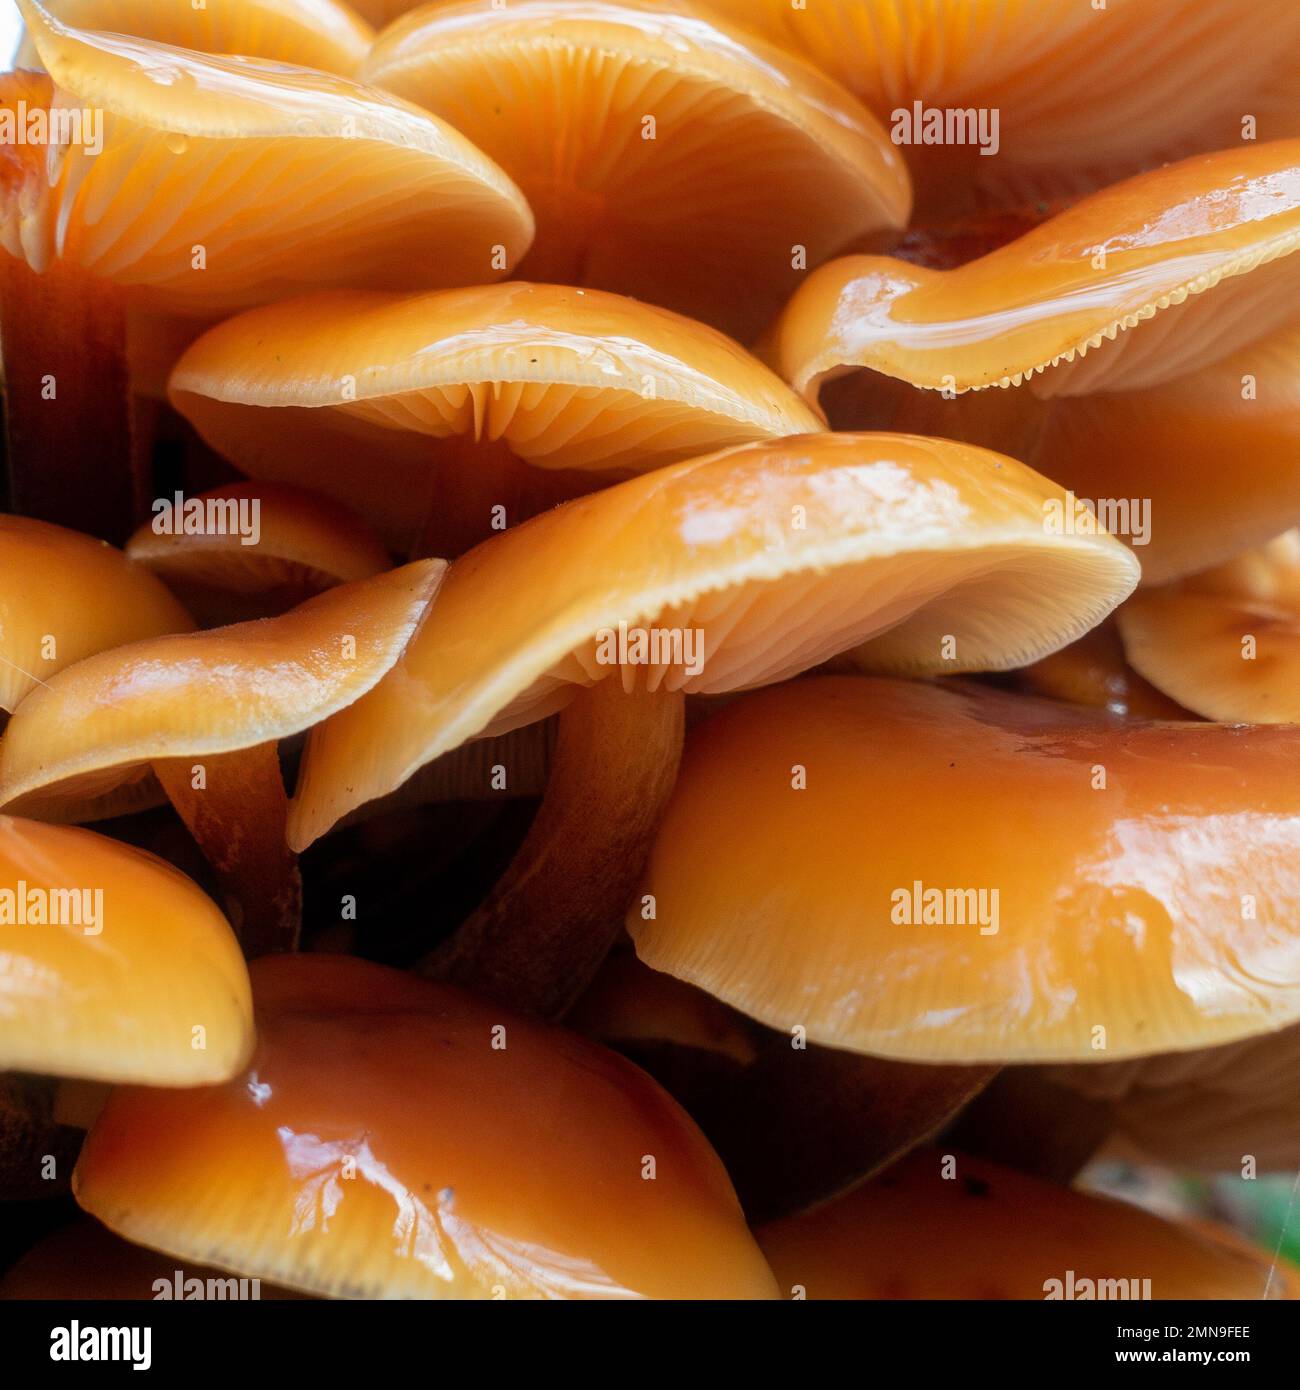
(1083, 1159), (1300, 1272)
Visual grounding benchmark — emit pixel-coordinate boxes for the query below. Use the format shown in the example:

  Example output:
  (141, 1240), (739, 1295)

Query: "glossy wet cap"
(0, 816), (252, 1084)
(632, 674), (1300, 1063)
(168, 283), (825, 549)
(768, 140), (1300, 401)
(125, 481), (391, 624)
(362, 0), (910, 338)
(6, 1), (533, 311)
(0, 515), (194, 712)
(0, 561), (444, 819)
(73, 953), (778, 1299)
(287, 431), (1138, 848)
(16, 0), (375, 74)
(757, 1148), (1299, 1300)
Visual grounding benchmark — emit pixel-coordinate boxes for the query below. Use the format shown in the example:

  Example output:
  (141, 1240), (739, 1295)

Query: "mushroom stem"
(423, 678), (685, 1016)
(418, 436), (592, 559)
(154, 742), (302, 958)
(0, 257), (146, 544)
(0, 1074), (79, 1198)
(51, 1079), (111, 1132)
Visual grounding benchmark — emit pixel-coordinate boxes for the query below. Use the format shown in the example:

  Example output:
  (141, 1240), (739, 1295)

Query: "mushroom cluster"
(1, 0), (1298, 1304)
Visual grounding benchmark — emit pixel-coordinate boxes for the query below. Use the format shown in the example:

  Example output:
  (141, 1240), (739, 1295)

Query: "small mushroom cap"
(1120, 594), (1300, 723)
(1019, 619), (1191, 719)
(125, 481), (391, 624)
(1117, 535), (1300, 721)
(8, 2), (533, 311)
(0, 815), (252, 1084)
(631, 674), (1300, 1063)
(362, 0), (910, 339)
(0, 560), (444, 820)
(73, 953), (779, 1299)
(16, 0), (375, 74)
(0, 515), (194, 713)
(757, 1148), (1299, 1300)
(167, 283), (825, 546)
(287, 432), (1138, 848)
(768, 140), (1300, 401)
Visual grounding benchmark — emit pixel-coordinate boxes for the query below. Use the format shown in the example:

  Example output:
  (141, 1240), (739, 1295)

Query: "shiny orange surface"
(287, 432), (1137, 848)
(16, 0), (374, 75)
(168, 283), (825, 547)
(0, 560), (443, 817)
(825, 321), (1300, 586)
(632, 675), (1300, 1062)
(0, 816), (252, 1084)
(74, 954), (778, 1299)
(6, 2), (533, 310)
(769, 140), (1300, 399)
(758, 1149), (1299, 1300)
(363, 0), (909, 338)
(0, 515), (194, 711)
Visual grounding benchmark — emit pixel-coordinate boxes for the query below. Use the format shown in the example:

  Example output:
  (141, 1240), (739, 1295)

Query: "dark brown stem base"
(1, 257), (147, 543)
(154, 742), (302, 958)
(423, 678), (685, 1017)
(417, 436), (598, 560)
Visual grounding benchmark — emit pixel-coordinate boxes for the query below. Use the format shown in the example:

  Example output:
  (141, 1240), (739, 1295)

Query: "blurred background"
(0, 4), (18, 67)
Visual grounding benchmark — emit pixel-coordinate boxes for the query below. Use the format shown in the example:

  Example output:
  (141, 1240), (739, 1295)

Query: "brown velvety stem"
(417, 436), (596, 559)
(423, 678), (685, 1016)
(154, 742), (302, 958)
(0, 1075), (81, 1199)
(616, 1029), (997, 1223)
(947, 1067), (1114, 1182)
(1, 257), (147, 543)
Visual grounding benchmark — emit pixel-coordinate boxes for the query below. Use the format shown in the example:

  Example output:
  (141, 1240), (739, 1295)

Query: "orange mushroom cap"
(0, 560), (443, 819)
(16, 0), (375, 75)
(0, 815), (252, 1084)
(6, 1), (533, 313)
(632, 674), (1300, 1063)
(167, 282), (825, 552)
(125, 481), (391, 625)
(757, 1148), (1300, 1300)
(287, 432), (1138, 848)
(362, 0), (910, 339)
(73, 953), (778, 1299)
(768, 140), (1300, 402)
(1117, 531), (1300, 722)
(701, 0), (1300, 216)
(820, 303), (1300, 587)
(0, 515), (194, 713)
(1018, 619), (1191, 720)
